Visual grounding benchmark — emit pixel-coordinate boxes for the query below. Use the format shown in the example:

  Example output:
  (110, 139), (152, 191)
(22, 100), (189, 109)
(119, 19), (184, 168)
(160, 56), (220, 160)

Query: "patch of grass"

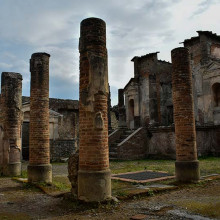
(176, 200), (220, 218)
(0, 212), (31, 220)
(20, 170), (28, 178)
(110, 157), (220, 176)
(110, 159), (175, 175)
(199, 157), (220, 176)
(148, 189), (154, 196)
(52, 176), (71, 191)
(22, 182), (40, 192)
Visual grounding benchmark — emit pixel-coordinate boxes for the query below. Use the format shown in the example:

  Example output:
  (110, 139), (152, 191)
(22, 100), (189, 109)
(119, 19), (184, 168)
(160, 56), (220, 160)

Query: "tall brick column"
(0, 72), (22, 176)
(118, 89), (126, 128)
(28, 53), (52, 183)
(78, 18), (111, 202)
(171, 47), (200, 182)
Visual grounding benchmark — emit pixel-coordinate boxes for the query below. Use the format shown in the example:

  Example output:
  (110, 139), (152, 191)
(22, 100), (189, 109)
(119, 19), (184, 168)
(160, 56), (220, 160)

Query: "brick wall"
(117, 127), (148, 160)
(50, 139), (76, 161)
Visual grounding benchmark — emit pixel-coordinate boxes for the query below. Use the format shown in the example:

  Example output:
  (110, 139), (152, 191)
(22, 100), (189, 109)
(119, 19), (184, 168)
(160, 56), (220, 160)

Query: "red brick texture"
(79, 18), (109, 172)
(117, 127), (148, 160)
(29, 53), (50, 165)
(0, 72), (22, 173)
(171, 47), (197, 162)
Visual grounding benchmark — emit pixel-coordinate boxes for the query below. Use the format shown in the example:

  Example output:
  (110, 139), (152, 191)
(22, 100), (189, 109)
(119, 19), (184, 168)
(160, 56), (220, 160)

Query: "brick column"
(78, 17), (111, 202)
(28, 53), (52, 183)
(118, 89), (126, 128)
(171, 47), (200, 182)
(0, 72), (22, 176)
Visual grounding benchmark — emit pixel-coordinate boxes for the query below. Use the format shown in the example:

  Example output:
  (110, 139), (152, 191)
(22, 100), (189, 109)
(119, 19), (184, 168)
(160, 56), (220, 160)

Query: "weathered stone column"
(28, 53), (52, 183)
(118, 89), (126, 128)
(78, 17), (111, 202)
(171, 47), (200, 182)
(0, 72), (22, 176)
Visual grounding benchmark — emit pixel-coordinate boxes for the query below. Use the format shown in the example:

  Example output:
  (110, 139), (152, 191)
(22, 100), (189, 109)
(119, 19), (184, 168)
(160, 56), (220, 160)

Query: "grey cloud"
(192, 0), (219, 17)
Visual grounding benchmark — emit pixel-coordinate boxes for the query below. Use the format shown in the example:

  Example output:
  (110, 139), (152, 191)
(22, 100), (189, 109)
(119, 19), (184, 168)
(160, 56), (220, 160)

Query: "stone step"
(124, 130), (134, 134)
(109, 157), (118, 160)
(110, 148), (117, 152)
(109, 152), (118, 157)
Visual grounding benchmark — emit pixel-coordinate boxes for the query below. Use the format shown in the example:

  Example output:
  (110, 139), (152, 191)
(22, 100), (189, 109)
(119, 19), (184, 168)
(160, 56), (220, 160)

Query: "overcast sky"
(0, 0), (220, 105)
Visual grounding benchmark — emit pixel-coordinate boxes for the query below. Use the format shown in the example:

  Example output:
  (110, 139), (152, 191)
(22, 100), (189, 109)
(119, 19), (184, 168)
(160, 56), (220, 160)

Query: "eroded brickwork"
(78, 17), (111, 202)
(28, 53), (52, 183)
(171, 47), (200, 182)
(0, 72), (22, 176)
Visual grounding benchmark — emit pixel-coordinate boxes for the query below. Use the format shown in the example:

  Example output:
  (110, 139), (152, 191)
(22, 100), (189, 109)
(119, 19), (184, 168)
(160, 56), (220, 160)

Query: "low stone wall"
(196, 126), (220, 156)
(147, 125), (220, 159)
(117, 127), (148, 160)
(148, 126), (176, 159)
(50, 139), (77, 162)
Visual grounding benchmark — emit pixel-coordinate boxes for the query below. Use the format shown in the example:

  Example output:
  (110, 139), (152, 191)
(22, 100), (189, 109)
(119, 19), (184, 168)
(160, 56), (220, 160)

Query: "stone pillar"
(28, 53), (52, 183)
(171, 47), (200, 182)
(118, 89), (126, 128)
(78, 17), (111, 202)
(0, 72), (22, 176)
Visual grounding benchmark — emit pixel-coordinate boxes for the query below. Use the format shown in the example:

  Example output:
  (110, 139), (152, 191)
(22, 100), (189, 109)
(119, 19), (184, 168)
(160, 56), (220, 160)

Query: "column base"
(2, 162), (21, 176)
(78, 169), (111, 202)
(28, 164), (52, 184)
(175, 160), (200, 182)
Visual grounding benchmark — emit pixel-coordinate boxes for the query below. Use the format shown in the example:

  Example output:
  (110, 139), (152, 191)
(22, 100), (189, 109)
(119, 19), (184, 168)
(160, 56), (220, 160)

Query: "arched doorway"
(212, 82), (220, 125)
(129, 99), (134, 129)
(212, 83), (220, 107)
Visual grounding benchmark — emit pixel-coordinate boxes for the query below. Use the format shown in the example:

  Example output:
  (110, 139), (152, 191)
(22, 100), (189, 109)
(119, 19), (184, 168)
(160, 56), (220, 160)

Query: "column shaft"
(28, 52), (52, 183)
(0, 72), (22, 176)
(78, 17), (111, 202)
(171, 47), (200, 182)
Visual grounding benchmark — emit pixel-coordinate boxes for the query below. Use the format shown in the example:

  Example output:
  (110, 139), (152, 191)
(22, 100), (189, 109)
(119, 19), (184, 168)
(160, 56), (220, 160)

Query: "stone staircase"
(109, 129), (134, 160)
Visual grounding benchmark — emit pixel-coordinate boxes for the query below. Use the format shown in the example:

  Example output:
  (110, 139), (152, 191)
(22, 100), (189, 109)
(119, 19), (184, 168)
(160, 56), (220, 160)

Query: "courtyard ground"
(0, 157), (219, 220)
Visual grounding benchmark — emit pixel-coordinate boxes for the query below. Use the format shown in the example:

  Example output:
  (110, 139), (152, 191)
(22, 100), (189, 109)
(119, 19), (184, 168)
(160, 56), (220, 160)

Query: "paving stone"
(130, 214), (148, 220)
(114, 171), (171, 181)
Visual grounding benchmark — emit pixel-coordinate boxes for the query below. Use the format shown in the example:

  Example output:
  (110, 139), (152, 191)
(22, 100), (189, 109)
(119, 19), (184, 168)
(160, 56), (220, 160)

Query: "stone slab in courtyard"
(112, 170), (175, 183)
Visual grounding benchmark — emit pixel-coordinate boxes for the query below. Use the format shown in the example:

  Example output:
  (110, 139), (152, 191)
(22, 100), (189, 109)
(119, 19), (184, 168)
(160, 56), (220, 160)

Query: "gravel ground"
(0, 176), (219, 220)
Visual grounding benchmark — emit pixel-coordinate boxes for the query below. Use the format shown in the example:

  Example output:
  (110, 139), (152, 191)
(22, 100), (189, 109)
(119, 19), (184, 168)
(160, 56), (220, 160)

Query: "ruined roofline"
(22, 96), (79, 110)
(22, 96), (79, 103)
(181, 30), (220, 44)
(158, 59), (171, 64)
(131, 52), (160, 61)
(123, 77), (138, 91)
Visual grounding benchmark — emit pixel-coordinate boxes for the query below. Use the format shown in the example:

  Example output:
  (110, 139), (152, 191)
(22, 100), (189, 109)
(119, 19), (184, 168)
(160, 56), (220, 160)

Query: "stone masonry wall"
(117, 127), (148, 160)
(50, 140), (76, 161)
(147, 126), (220, 159)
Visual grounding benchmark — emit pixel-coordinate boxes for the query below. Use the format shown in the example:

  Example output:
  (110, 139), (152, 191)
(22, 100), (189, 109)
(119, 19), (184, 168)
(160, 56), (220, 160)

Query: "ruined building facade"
(110, 31), (220, 160)
(124, 52), (172, 129)
(22, 96), (79, 161)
